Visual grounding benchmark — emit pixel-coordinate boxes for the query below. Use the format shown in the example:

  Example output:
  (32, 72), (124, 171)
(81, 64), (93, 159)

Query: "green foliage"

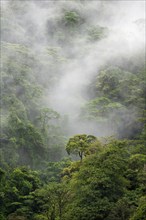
(82, 67), (146, 139)
(130, 196), (146, 220)
(64, 11), (80, 26)
(27, 182), (69, 220)
(33, 214), (48, 220)
(1, 40), (66, 168)
(66, 134), (97, 160)
(1, 1), (145, 220)
(106, 197), (134, 220)
(64, 141), (129, 220)
(0, 213), (6, 220)
(0, 167), (40, 219)
(88, 25), (108, 41)
(7, 213), (27, 220)
(81, 97), (124, 119)
(37, 108), (60, 131)
(1, 138), (146, 219)
(40, 158), (71, 183)
(5, 115), (45, 168)
(95, 67), (145, 107)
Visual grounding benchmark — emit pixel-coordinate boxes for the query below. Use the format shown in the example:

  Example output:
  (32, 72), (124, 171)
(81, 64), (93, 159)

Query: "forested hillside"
(0, 1), (146, 220)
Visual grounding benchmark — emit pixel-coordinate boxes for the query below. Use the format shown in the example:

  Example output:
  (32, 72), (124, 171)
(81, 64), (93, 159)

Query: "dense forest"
(0, 1), (146, 220)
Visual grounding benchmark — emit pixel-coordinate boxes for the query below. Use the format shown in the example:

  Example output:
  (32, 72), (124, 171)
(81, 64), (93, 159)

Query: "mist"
(2, 0), (145, 137)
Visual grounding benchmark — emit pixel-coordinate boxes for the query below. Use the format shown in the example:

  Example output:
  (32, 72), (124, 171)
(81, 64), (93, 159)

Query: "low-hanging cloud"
(2, 0), (145, 137)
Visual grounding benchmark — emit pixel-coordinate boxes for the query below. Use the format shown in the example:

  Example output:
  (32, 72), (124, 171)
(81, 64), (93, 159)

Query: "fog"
(2, 0), (145, 137)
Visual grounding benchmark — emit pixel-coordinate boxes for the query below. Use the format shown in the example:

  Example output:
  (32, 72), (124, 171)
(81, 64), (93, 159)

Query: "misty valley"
(0, 1), (146, 220)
